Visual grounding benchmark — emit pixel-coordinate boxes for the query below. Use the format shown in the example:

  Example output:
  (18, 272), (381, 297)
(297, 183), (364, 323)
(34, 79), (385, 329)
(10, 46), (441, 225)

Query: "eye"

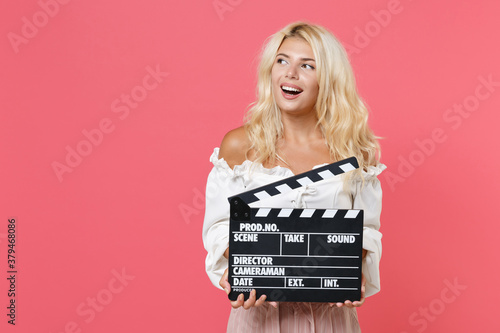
(302, 63), (315, 70)
(277, 58), (287, 65)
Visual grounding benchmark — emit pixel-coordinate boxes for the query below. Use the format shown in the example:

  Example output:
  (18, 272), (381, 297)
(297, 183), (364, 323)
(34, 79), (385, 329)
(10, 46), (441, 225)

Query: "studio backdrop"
(2, 0), (499, 332)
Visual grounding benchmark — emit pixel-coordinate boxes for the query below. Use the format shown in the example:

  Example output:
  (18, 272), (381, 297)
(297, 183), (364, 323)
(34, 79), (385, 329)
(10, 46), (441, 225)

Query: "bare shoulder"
(219, 126), (252, 169)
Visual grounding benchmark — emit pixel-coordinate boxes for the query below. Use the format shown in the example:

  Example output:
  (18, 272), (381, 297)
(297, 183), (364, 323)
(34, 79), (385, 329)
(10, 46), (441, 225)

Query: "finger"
(329, 302), (336, 307)
(336, 302), (344, 308)
(219, 269), (230, 294)
(360, 274), (366, 297)
(230, 293), (244, 309)
(350, 274), (367, 307)
(269, 301), (278, 308)
(254, 294), (267, 307)
(344, 300), (354, 308)
(355, 295), (365, 305)
(219, 278), (225, 289)
(354, 280), (366, 306)
(243, 290), (257, 310)
(223, 280), (231, 295)
(352, 299), (365, 307)
(221, 279), (231, 295)
(352, 293), (366, 307)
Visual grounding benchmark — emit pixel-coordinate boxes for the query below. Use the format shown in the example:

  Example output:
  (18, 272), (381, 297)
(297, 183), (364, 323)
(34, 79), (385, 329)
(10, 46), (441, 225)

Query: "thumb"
(223, 280), (231, 295)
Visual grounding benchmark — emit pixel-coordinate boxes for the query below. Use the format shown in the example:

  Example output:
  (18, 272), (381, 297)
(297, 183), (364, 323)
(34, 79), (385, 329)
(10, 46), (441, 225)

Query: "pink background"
(2, 0), (499, 332)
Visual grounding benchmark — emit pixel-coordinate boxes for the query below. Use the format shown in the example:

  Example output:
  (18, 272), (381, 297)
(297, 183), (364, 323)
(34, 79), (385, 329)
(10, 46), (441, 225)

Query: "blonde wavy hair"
(244, 21), (380, 181)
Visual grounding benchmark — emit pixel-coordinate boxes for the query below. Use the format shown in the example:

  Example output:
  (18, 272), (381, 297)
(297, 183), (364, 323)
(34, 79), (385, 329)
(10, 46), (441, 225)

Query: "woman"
(202, 21), (385, 332)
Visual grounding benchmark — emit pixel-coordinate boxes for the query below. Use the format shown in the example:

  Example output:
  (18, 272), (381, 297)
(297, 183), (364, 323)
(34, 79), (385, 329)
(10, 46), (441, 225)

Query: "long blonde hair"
(244, 22), (380, 180)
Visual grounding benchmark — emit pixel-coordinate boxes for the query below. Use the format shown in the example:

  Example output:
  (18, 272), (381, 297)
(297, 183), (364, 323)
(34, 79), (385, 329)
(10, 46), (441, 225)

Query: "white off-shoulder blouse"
(202, 148), (386, 298)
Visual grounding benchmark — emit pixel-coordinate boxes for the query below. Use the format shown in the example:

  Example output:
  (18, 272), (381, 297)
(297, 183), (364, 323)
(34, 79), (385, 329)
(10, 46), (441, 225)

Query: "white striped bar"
(229, 157), (359, 205)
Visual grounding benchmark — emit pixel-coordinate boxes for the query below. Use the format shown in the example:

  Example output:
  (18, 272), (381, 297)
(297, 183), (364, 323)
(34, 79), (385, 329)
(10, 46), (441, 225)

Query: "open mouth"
(281, 84), (303, 96)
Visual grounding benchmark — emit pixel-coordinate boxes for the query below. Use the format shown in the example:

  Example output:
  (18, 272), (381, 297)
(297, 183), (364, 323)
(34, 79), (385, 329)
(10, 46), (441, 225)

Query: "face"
(271, 37), (319, 116)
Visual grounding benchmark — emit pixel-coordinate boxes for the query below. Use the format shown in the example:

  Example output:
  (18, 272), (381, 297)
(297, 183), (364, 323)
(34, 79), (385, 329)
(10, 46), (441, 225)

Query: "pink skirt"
(226, 302), (361, 332)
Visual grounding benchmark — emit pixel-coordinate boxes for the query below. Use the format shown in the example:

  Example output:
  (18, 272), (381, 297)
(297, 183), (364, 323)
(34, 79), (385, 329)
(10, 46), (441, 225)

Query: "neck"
(280, 110), (322, 144)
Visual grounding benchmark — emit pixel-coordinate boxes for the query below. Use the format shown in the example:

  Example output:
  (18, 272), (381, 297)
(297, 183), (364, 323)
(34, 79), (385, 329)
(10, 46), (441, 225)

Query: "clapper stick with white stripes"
(228, 156), (359, 220)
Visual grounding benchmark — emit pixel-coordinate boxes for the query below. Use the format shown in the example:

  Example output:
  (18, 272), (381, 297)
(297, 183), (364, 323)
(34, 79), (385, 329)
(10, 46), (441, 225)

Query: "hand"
(329, 273), (366, 308)
(219, 268), (270, 309)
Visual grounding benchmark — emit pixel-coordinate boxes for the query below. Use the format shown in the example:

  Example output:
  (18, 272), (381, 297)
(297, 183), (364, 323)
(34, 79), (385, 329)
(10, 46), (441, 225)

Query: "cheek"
(308, 85), (320, 105)
(271, 72), (281, 94)
(306, 78), (319, 98)
(271, 67), (279, 84)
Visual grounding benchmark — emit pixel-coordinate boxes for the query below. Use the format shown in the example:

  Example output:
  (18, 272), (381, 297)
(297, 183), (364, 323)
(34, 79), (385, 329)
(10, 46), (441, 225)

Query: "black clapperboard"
(228, 157), (363, 303)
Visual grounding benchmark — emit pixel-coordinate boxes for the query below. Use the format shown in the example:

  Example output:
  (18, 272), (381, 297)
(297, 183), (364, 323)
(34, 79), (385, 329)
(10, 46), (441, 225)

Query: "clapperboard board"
(228, 157), (364, 303)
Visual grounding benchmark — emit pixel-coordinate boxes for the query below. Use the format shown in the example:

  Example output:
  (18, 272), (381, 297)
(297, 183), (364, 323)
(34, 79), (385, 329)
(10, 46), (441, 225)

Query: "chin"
(279, 106), (312, 115)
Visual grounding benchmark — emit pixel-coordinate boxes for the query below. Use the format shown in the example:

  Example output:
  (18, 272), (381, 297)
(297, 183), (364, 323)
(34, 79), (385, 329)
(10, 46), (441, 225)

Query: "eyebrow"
(276, 53), (315, 62)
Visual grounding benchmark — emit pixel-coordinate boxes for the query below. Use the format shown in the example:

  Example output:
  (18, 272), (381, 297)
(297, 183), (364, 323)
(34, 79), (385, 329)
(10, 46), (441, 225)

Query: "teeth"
(282, 86), (302, 92)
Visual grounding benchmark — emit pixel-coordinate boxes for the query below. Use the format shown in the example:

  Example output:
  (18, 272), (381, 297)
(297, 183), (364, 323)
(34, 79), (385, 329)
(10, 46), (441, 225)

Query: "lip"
(280, 83), (303, 100)
(281, 83), (303, 90)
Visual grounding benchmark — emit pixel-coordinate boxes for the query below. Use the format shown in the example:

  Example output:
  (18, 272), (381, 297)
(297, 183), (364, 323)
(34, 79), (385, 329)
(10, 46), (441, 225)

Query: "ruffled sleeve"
(202, 148), (247, 289)
(352, 164), (386, 298)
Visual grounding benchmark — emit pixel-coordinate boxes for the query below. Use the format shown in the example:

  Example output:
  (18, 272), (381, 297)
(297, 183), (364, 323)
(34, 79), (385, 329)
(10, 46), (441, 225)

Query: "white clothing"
(202, 147), (385, 298)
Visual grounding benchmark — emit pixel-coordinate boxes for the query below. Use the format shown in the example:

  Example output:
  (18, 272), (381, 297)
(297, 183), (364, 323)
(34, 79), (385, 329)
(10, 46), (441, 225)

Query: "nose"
(285, 66), (298, 79)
